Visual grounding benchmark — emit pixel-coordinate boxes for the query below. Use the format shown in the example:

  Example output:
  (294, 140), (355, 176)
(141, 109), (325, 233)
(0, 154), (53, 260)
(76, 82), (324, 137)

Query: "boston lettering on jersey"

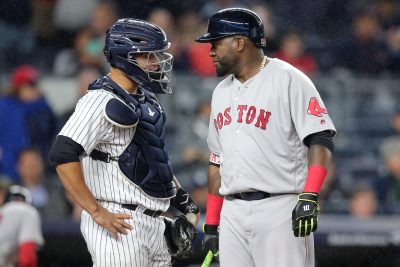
(214, 105), (272, 131)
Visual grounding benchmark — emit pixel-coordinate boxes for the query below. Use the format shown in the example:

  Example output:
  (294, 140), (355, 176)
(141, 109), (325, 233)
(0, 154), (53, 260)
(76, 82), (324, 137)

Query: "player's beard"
(215, 54), (237, 77)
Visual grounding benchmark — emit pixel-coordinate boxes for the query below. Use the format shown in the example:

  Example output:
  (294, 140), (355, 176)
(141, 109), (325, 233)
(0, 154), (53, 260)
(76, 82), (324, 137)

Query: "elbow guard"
(50, 135), (85, 166)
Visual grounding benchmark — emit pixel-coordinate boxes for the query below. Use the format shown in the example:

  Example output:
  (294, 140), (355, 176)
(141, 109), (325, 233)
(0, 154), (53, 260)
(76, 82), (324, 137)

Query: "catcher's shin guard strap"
(205, 194), (223, 225)
(303, 165), (327, 193)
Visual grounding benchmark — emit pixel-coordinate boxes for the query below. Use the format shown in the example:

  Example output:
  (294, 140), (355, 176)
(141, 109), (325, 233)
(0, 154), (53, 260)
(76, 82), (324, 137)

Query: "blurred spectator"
(187, 42), (215, 77)
(200, 0), (247, 19)
(16, 147), (72, 220)
(147, 8), (188, 70)
(376, 0), (400, 30)
(32, 0), (57, 42)
(0, 0), (35, 71)
(390, 109), (400, 135)
(54, 0), (98, 36)
(251, 2), (278, 54)
(113, 0), (188, 21)
(186, 18), (215, 76)
(348, 183), (378, 219)
(0, 178), (11, 205)
(176, 11), (203, 50)
(174, 100), (211, 209)
(385, 26), (400, 73)
(74, 1), (117, 73)
(274, 29), (317, 76)
(0, 185), (44, 267)
(54, 1), (116, 76)
(374, 137), (400, 213)
(333, 7), (389, 74)
(17, 147), (48, 215)
(0, 65), (57, 181)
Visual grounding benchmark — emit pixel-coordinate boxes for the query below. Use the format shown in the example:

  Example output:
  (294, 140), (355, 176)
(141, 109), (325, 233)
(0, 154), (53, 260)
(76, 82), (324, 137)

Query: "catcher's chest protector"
(88, 77), (176, 198)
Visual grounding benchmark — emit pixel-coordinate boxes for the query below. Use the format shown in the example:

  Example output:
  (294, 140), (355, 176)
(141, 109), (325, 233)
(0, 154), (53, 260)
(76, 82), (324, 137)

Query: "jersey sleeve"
(18, 207), (44, 246)
(288, 71), (336, 142)
(59, 91), (114, 154)
(207, 103), (222, 157)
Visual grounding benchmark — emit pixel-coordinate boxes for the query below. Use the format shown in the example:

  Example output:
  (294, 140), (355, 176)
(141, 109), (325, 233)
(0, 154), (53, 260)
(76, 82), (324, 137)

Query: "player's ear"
(234, 36), (245, 52)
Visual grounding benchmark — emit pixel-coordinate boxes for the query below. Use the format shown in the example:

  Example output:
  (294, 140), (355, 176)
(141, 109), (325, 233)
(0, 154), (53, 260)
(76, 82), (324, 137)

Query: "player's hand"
(202, 224), (219, 262)
(90, 204), (133, 240)
(292, 193), (320, 237)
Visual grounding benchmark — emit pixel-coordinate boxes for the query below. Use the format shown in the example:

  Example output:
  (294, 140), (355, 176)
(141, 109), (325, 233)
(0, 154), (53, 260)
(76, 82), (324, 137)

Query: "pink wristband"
(303, 165), (328, 193)
(205, 193), (224, 225)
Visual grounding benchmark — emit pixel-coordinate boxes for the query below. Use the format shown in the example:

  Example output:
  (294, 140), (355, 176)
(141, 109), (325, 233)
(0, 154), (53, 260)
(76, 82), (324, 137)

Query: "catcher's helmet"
(5, 185), (32, 204)
(104, 18), (173, 94)
(196, 8), (266, 47)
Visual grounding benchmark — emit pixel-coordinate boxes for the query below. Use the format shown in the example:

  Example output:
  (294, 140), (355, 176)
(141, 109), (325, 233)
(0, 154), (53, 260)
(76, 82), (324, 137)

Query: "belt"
(121, 203), (162, 218)
(228, 191), (287, 201)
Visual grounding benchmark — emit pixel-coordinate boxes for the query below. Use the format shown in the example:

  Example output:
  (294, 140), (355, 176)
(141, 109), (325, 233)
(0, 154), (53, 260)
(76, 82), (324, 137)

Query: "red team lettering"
(214, 105), (272, 131)
(224, 107), (232, 125)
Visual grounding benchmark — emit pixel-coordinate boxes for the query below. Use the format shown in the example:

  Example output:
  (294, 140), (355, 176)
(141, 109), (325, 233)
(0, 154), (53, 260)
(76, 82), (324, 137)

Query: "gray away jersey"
(208, 58), (336, 196)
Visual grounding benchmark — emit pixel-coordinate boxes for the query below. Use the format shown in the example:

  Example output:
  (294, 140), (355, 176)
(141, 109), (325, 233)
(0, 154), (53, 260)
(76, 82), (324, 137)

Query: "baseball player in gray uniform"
(196, 8), (336, 267)
(0, 185), (44, 267)
(50, 19), (199, 267)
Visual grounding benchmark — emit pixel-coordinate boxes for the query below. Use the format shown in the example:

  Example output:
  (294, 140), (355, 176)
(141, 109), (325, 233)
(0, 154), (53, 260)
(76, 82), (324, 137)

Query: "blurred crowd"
(1, 0), (400, 77)
(0, 0), (400, 225)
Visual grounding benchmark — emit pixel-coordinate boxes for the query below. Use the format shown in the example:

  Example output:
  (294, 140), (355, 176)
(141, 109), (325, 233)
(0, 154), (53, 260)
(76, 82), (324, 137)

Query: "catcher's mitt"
(163, 215), (197, 259)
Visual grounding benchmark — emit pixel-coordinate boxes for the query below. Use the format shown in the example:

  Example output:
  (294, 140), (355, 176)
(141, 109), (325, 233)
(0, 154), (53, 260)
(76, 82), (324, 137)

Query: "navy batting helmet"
(196, 8), (266, 47)
(5, 185), (32, 204)
(104, 18), (173, 94)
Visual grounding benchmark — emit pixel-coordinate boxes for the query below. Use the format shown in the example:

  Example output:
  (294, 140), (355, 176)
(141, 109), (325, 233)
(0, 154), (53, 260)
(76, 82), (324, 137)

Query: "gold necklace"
(260, 56), (267, 70)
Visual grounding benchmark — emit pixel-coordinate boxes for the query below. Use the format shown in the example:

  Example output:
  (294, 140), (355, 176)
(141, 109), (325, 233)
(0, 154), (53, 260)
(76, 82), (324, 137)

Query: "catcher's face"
(134, 52), (161, 72)
(209, 37), (239, 77)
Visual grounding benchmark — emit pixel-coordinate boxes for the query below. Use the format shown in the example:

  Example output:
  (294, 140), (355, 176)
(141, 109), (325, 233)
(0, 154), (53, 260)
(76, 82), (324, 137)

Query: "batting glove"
(170, 188), (200, 215)
(292, 193), (320, 237)
(202, 224), (219, 262)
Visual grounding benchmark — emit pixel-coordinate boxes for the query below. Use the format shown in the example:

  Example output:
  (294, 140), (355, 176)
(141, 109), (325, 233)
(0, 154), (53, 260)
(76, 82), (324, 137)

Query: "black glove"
(292, 193), (320, 237)
(170, 188), (200, 215)
(202, 224), (219, 262)
(163, 215), (197, 259)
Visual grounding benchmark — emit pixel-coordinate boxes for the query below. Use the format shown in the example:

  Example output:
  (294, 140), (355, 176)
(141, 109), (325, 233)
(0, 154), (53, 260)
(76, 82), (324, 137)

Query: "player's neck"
(108, 68), (139, 94)
(235, 55), (267, 84)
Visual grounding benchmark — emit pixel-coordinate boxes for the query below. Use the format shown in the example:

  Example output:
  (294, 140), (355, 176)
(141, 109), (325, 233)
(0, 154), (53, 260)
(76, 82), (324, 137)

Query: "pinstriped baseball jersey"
(207, 57), (336, 196)
(59, 89), (169, 212)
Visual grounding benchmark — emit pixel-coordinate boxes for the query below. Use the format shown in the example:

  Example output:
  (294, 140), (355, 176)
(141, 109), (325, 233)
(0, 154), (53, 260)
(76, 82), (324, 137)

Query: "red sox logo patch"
(307, 97), (327, 117)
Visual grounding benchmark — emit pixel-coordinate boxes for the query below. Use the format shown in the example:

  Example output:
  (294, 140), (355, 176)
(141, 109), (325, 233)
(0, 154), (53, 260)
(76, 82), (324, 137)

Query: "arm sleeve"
(49, 135), (85, 165)
(58, 91), (113, 154)
(303, 130), (335, 154)
(18, 242), (37, 267)
(288, 71), (336, 142)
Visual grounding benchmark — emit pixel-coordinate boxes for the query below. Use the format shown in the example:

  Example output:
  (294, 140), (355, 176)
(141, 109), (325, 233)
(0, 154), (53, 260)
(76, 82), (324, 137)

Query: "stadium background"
(0, 0), (400, 266)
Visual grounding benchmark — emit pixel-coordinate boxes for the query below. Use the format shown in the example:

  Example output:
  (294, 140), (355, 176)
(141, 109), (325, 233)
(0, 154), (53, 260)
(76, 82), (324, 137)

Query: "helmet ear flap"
(251, 27), (258, 41)
(250, 26), (265, 47)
